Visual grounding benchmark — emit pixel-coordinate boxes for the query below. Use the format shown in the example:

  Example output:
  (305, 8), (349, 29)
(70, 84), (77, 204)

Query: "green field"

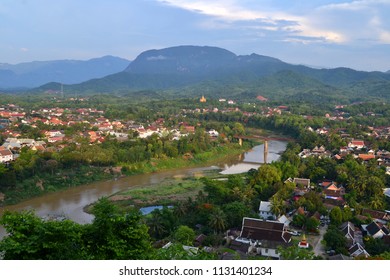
(107, 177), (204, 211)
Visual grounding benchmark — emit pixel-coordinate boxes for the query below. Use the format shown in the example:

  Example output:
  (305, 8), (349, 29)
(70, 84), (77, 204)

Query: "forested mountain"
(0, 56), (130, 89)
(35, 45), (390, 102)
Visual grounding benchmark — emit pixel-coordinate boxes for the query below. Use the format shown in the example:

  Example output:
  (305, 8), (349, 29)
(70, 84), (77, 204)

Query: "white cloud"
(319, 0), (390, 11)
(379, 31), (390, 43)
(156, 0), (345, 44)
(156, 0), (390, 45)
(20, 47), (29, 52)
(315, 0), (390, 44)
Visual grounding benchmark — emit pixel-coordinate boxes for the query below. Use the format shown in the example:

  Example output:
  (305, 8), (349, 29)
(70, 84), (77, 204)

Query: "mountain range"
(0, 56), (130, 89)
(2, 45), (390, 103)
(64, 45), (390, 102)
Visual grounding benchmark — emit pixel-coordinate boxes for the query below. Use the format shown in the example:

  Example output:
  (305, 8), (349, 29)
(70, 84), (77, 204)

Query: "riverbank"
(0, 142), (251, 207)
(0, 166), (115, 206)
(120, 142), (251, 175)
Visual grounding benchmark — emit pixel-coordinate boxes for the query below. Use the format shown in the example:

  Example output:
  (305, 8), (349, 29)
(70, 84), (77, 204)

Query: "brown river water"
(0, 140), (287, 238)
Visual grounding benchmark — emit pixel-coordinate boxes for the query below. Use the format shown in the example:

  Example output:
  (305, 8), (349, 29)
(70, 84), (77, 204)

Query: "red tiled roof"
(256, 95), (268, 101)
(321, 180), (333, 188)
(358, 154), (375, 161)
(0, 149), (12, 156)
(351, 140), (365, 146)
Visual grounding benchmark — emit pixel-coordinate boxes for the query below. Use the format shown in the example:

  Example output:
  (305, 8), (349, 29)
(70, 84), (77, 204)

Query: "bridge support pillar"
(264, 140), (268, 164)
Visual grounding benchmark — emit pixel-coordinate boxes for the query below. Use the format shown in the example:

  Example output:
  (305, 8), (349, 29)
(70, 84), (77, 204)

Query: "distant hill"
(125, 45), (237, 74)
(35, 45), (390, 103)
(0, 56), (130, 89)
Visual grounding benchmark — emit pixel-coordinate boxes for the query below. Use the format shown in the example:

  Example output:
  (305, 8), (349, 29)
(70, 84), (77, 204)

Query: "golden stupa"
(200, 95), (206, 103)
(298, 234), (309, 248)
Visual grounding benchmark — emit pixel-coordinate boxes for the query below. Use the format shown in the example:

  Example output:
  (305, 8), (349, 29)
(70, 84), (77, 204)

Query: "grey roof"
(229, 240), (250, 254)
(278, 215), (291, 225)
(2, 142), (21, 148)
(18, 139), (35, 144)
(349, 243), (369, 258)
(340, 221), (355, 239)
(366, 222), (381, 236)
(329, 254), (352, 260)
(259, 201), (272, 212)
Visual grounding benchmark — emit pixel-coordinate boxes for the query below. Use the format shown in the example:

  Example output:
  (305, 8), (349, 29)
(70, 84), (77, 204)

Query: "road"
(313, 224), (328, 258)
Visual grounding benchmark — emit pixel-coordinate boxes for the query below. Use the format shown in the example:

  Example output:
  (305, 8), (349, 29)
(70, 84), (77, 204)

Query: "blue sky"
(0, 0), (389, 71)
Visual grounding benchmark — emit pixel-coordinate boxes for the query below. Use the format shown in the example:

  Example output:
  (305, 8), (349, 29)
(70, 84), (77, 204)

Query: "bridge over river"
(234, 135), (294, 164)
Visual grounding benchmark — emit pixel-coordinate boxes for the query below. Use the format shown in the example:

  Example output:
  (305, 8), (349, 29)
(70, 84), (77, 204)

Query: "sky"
(0, 0), (389, 71)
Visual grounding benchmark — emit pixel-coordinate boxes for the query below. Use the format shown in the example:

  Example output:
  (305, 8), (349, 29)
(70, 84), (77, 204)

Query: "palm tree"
(173, 202), (187, 218)
(270, 196), (285, 217)
(208, 208), (227, 234)
(147, 211), (166, 238)
(369, 195), (384, 210)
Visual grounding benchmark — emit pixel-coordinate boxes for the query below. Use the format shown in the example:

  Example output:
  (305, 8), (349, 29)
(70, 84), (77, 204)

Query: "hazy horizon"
(1, 0), (389, 71)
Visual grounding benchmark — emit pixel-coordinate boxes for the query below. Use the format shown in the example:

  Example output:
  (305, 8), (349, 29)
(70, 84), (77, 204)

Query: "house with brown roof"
(324, 183), (345, 198)
(31, 145), (45, 152)
(0, 148), (13, 163)
(323, 197), (346, 208)
(48, 136), (65, 143)
(181, 125), (195, 133)
(293, 178), (311, 188)
(235, 218), (292, 259)
(320, 180), (334, 188)
(361, 209), (390, 223)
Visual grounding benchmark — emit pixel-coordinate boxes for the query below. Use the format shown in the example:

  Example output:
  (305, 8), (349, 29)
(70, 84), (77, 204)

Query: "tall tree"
(323, 226), (348, 255)
(208, 208), (227, 234)
(329, 207), (343, 226)
(146, 210), (166, 239)
(0, 210), (85, 260)
(270, 195), (285, 217)
(277, 244), (316, 260)
(174, 225), (196, 246)
(84, 198), (152, 259)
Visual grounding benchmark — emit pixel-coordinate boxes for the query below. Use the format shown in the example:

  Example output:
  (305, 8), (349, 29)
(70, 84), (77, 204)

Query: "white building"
(258, 201), (276, 220)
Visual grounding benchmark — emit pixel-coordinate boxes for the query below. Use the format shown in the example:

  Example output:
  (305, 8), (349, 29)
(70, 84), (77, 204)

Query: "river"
(0, 140), (287, 238)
